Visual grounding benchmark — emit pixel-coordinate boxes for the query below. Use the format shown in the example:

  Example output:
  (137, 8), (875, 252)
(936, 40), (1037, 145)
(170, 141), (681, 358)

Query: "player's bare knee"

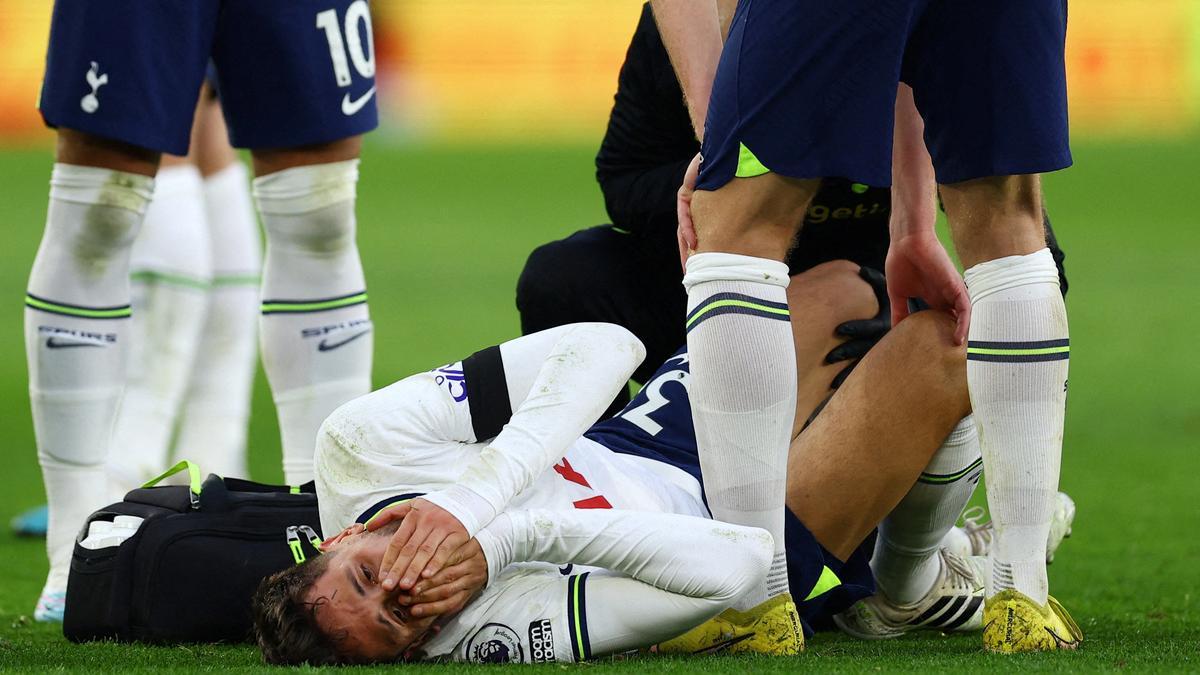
(941, 174), (1046, 267)
(787, 260), (876, 325)
(895, 310), (966, 379)
(252, 136), (363, 177)
(55, 128), (160, 177)
(691, 174), (818, 260)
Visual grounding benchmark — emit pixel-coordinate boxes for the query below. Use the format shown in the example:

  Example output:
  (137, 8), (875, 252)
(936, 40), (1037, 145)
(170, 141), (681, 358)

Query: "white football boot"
(833, 549), (987, 639)
(943, 491), (1075, 563)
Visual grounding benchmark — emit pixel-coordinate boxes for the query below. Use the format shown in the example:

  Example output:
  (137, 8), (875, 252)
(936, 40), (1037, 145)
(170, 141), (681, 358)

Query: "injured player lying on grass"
(252, 262), (1076, 665)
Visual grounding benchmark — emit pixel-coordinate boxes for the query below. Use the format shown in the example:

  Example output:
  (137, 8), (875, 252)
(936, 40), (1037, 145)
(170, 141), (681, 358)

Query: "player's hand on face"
(370, 498), (469, 592)
(401, 538), (488, 619)
(677, 152), (702, 270)
(884, 232), (971, 344)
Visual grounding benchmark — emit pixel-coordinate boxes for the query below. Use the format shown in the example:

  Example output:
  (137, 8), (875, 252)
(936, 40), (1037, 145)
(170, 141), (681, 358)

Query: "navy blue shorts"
(698, 0), (1071, 189)
(39, 0), (379, 155)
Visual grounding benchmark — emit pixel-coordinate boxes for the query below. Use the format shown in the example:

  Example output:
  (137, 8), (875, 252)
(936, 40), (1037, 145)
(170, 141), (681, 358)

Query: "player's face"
(307, 530), (439, 663)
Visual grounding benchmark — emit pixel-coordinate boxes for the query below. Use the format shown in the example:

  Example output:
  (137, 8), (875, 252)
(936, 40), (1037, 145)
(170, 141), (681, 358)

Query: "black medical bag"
(63, 461), (322, 643)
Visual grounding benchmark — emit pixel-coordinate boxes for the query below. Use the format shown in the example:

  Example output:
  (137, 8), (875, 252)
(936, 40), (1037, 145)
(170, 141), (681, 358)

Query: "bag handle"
(142, 460), (203, 508)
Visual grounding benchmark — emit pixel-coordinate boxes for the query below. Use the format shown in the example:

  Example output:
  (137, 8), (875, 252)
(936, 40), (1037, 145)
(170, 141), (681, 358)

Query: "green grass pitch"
(0, 138), (1197, 672)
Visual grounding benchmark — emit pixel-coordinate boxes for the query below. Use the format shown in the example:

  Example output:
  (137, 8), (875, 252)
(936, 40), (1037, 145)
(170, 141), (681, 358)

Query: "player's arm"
(649, 0), (735, 138)
(374, 324), (645, 589)
(476, 508), (772, 660)
(427, 323), (644, 532)
(885, 84), (971, 342)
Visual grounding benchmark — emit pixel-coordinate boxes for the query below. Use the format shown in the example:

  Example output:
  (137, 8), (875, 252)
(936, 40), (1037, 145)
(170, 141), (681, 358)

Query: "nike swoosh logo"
(318, 329), (371, 352)
(558, 564), (574, 576)
(342, 87), (376, 116)
(45, 338), (103, 349)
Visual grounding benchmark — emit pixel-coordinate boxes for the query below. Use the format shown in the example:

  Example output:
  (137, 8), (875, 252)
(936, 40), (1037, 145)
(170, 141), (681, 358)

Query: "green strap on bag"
(141, 460), (204, 508)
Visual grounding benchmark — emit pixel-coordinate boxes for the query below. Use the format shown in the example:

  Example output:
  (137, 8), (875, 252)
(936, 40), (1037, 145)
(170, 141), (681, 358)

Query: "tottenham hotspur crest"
(81, 62), (108, 114)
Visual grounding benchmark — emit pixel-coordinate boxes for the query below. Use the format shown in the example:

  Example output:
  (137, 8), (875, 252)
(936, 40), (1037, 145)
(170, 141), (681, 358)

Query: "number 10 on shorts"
(316, 1), (376, 87)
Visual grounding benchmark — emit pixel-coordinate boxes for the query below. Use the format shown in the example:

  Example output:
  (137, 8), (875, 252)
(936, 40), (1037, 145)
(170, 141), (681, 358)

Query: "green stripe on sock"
(211, 274), (261, 287)
(967, 346), (1070, 356)
(685, 299), (789, 330)
(24, 295), (131, 319)
(130, 270), (210, 290)
(261, 292), (367, 314)
(919, 458), (983, 485)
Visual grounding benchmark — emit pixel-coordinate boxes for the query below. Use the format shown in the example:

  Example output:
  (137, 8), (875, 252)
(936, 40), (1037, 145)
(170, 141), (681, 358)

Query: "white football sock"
(255, 160), (372, 485)
(25, 164), (153, 592)
(175, 162), (261, 479)
(683, 252), (794, 609)
(965, 247), (1068, 605)
(873, 416), (982, 604)
(109, 165), (211, 496)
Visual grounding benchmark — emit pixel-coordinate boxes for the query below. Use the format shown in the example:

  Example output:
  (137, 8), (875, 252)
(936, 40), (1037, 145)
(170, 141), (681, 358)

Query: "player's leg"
(906, 1), (1077, 650)
(29, 0), (216, 619)
(108, 148), (211, 495)
(684, 0), (919, 610)
(212, 0), (379, 484)
(174, 85), (262, 479)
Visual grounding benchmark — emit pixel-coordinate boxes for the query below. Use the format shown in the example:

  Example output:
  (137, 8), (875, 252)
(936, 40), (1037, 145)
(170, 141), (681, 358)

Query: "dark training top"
(594, 3), (893, 272)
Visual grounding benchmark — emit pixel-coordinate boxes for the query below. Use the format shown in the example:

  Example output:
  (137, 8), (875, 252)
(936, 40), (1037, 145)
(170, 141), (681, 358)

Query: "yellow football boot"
(983, 590), (1082, 653)
(658, 594), (803, 656)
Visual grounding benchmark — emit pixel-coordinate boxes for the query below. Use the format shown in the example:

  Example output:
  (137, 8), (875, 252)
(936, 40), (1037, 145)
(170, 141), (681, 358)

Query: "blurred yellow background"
(1, 0), (1198, 144)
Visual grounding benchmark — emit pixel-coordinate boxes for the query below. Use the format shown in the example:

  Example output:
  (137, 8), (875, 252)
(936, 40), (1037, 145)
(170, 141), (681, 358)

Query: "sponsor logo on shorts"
(81, 62), (109, 114)
(39, 325), (115, 349)
(301, 319), (373, 352)
(466, 623), (523, 664)
(528, 619), (556, 663)
(342, 86), (376, 116)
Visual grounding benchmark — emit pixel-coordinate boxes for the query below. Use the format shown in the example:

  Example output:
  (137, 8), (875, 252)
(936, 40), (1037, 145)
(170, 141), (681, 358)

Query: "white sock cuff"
(153, 164), (203, 197)
(683, 253), (790, 291)
(944, 414), (977, 448)
(204, 161), (249, 193)
(926, 416), (981, 474)
(963, 248), (1058, 303)
(50, 163), (155, 214)
(253, 159), (359, 215)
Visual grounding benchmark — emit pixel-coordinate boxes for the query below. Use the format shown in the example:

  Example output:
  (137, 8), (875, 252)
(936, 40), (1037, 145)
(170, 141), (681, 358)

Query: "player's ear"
(320, 523), (364, 552)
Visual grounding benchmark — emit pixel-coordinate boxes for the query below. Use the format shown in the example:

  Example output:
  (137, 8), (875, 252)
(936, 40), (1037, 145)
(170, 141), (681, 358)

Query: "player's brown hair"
(251, 552), (346, 666)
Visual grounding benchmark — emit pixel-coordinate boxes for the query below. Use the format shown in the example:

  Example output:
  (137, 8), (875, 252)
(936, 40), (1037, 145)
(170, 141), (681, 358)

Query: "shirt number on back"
(620, 369), (690, 436)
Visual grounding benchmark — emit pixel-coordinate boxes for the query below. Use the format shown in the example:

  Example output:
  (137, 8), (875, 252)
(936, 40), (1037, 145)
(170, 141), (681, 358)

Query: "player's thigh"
(905, 0), (1071, 187)
(213, 0), (379, 153)
(696, 0), (922, 202)
(786, 261), (879, 427)
(40, 0), (218, 160)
